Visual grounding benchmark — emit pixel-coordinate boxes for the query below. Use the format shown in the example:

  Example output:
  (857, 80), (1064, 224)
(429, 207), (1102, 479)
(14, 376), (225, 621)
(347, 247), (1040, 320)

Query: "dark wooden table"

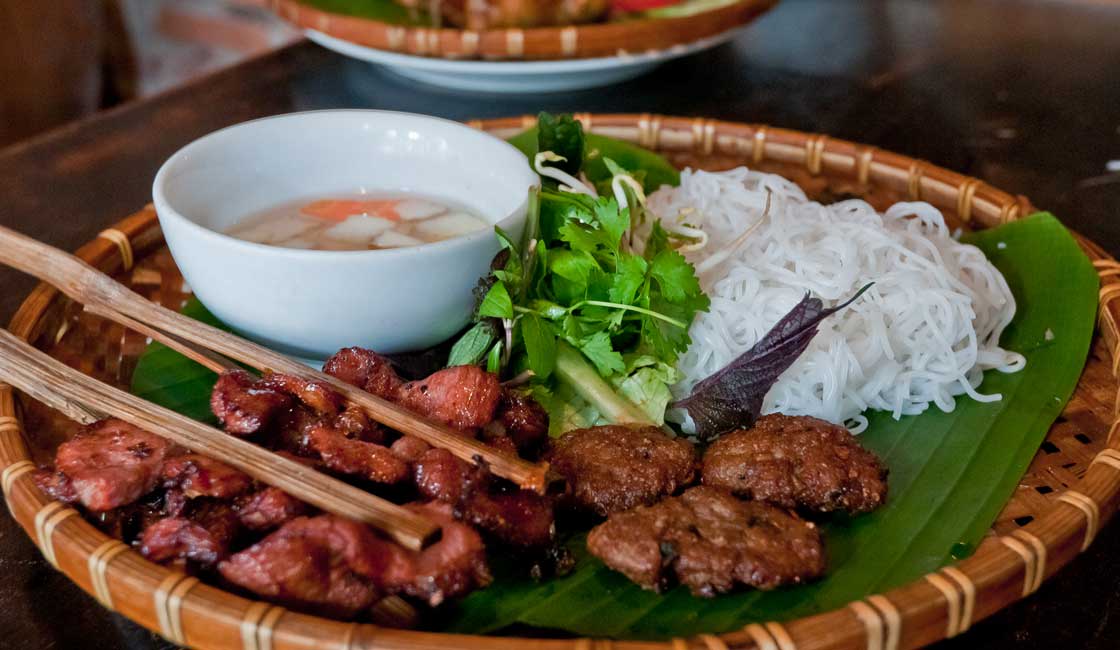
(2, 0), (1118, 647)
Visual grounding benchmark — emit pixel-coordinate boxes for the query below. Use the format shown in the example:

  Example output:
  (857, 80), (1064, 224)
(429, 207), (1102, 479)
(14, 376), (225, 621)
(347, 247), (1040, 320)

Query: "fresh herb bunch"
(448, 113), (709, 429)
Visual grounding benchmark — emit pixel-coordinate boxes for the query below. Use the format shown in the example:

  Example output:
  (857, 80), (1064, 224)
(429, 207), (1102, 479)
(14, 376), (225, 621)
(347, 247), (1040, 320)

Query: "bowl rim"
(151, 108), (540, 261)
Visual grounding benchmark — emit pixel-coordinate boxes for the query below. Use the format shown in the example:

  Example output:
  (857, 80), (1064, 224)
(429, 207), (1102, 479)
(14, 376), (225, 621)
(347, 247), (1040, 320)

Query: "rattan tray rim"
(2, 113), (1119, 650)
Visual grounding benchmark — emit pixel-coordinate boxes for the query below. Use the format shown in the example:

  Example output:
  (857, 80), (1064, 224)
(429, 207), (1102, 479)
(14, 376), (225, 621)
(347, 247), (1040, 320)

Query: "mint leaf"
(448, 320), (499, 366)
(528, 299), (568, 321)
(492, 226), (523, 288)
(539, 189), (596, 244)
(561, 314), (584, 340)
(485, 341), (502, 374)
(549, 249), (600, 286)
(521, 313), (557, 378)
(551, 274), (588, 305)
(492, 269), (520, 285)
(478, 282), (513, 319)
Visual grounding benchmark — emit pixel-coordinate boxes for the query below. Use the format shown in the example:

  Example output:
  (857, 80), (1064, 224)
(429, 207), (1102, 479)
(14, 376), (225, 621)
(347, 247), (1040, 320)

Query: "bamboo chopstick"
(0, 225), (550, 493)
(0, 328), (439, 551)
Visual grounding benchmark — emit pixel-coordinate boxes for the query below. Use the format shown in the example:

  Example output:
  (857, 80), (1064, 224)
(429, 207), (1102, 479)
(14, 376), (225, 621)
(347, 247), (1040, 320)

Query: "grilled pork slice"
(219, 510), (490, 616)
(210, 369), (292, 436)
(219, 515), (393, 619)
(160, 454), (253, 500)
(34, 418), (171, 512)
(139, 500), (241, 568)
(395, 365), (502, 432)
(413, 446), (556, 550)
(323, 347), (503, 433)
(305, 422), (411, 484)
(236, 487), (309, 531)
(211, 367), (405, 483)
(488, 388), (549, 458)
(323, 346), (404, 400)
(383, 501), (492, 606)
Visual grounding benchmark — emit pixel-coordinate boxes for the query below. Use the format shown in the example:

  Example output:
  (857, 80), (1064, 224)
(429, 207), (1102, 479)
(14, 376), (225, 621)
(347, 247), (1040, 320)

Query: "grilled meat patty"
(547, 425), (696, 516)
(701, 414), (888, 515)
(587, 486), (826, 596)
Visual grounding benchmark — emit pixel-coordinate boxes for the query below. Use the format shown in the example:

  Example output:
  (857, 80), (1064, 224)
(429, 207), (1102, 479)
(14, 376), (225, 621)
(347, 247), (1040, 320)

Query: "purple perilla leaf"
(674, 284), (872, 441)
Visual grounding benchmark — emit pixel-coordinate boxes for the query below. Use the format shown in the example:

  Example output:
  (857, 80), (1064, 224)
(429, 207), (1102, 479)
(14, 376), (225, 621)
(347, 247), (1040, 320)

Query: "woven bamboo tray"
(3, 114), (1120, 650)
(270, 0), (778, 60)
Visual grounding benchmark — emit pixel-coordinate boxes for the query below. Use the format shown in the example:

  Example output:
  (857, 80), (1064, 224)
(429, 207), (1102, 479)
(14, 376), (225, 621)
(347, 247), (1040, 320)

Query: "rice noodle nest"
(648, 167), (1025, 433)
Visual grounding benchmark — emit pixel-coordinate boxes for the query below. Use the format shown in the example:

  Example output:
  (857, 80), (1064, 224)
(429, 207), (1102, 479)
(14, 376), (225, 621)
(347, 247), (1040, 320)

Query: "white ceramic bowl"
(153, 110), (538, 359)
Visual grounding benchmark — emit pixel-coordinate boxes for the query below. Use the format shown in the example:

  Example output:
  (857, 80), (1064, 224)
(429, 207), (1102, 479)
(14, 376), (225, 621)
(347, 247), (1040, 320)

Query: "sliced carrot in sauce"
(301, 199), (401, 222)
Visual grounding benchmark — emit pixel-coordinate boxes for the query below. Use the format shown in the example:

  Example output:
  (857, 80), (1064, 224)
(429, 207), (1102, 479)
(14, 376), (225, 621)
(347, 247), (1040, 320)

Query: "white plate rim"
(305, 27), (744, 75)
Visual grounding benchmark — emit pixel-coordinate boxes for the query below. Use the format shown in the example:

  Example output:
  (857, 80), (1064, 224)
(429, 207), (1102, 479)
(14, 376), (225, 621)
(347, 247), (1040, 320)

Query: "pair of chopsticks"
(0, 224), (550, 551)
(0, 329), (440, 549)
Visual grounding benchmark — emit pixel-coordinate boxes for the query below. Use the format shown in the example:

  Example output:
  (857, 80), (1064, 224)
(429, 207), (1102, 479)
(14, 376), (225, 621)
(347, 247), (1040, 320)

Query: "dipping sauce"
(225, 194), (490, 250)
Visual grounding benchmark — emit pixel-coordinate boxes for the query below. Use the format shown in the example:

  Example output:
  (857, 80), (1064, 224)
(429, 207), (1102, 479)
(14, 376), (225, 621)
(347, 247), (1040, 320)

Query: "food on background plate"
(391, 0), (731, 29)
(434, 0), (611, 29)
(225, 194), (489, 251)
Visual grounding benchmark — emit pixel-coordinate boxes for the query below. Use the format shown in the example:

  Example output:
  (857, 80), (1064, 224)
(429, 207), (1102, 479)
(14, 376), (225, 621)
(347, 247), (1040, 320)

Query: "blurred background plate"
(305, 27), (742, 92)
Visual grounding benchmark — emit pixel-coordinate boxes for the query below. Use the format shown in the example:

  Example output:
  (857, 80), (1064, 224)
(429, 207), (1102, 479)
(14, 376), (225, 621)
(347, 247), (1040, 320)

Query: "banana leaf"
(131, 212), (1098, 638)
(131, 299), (224, 425)
(439, 212), (1099, 637)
